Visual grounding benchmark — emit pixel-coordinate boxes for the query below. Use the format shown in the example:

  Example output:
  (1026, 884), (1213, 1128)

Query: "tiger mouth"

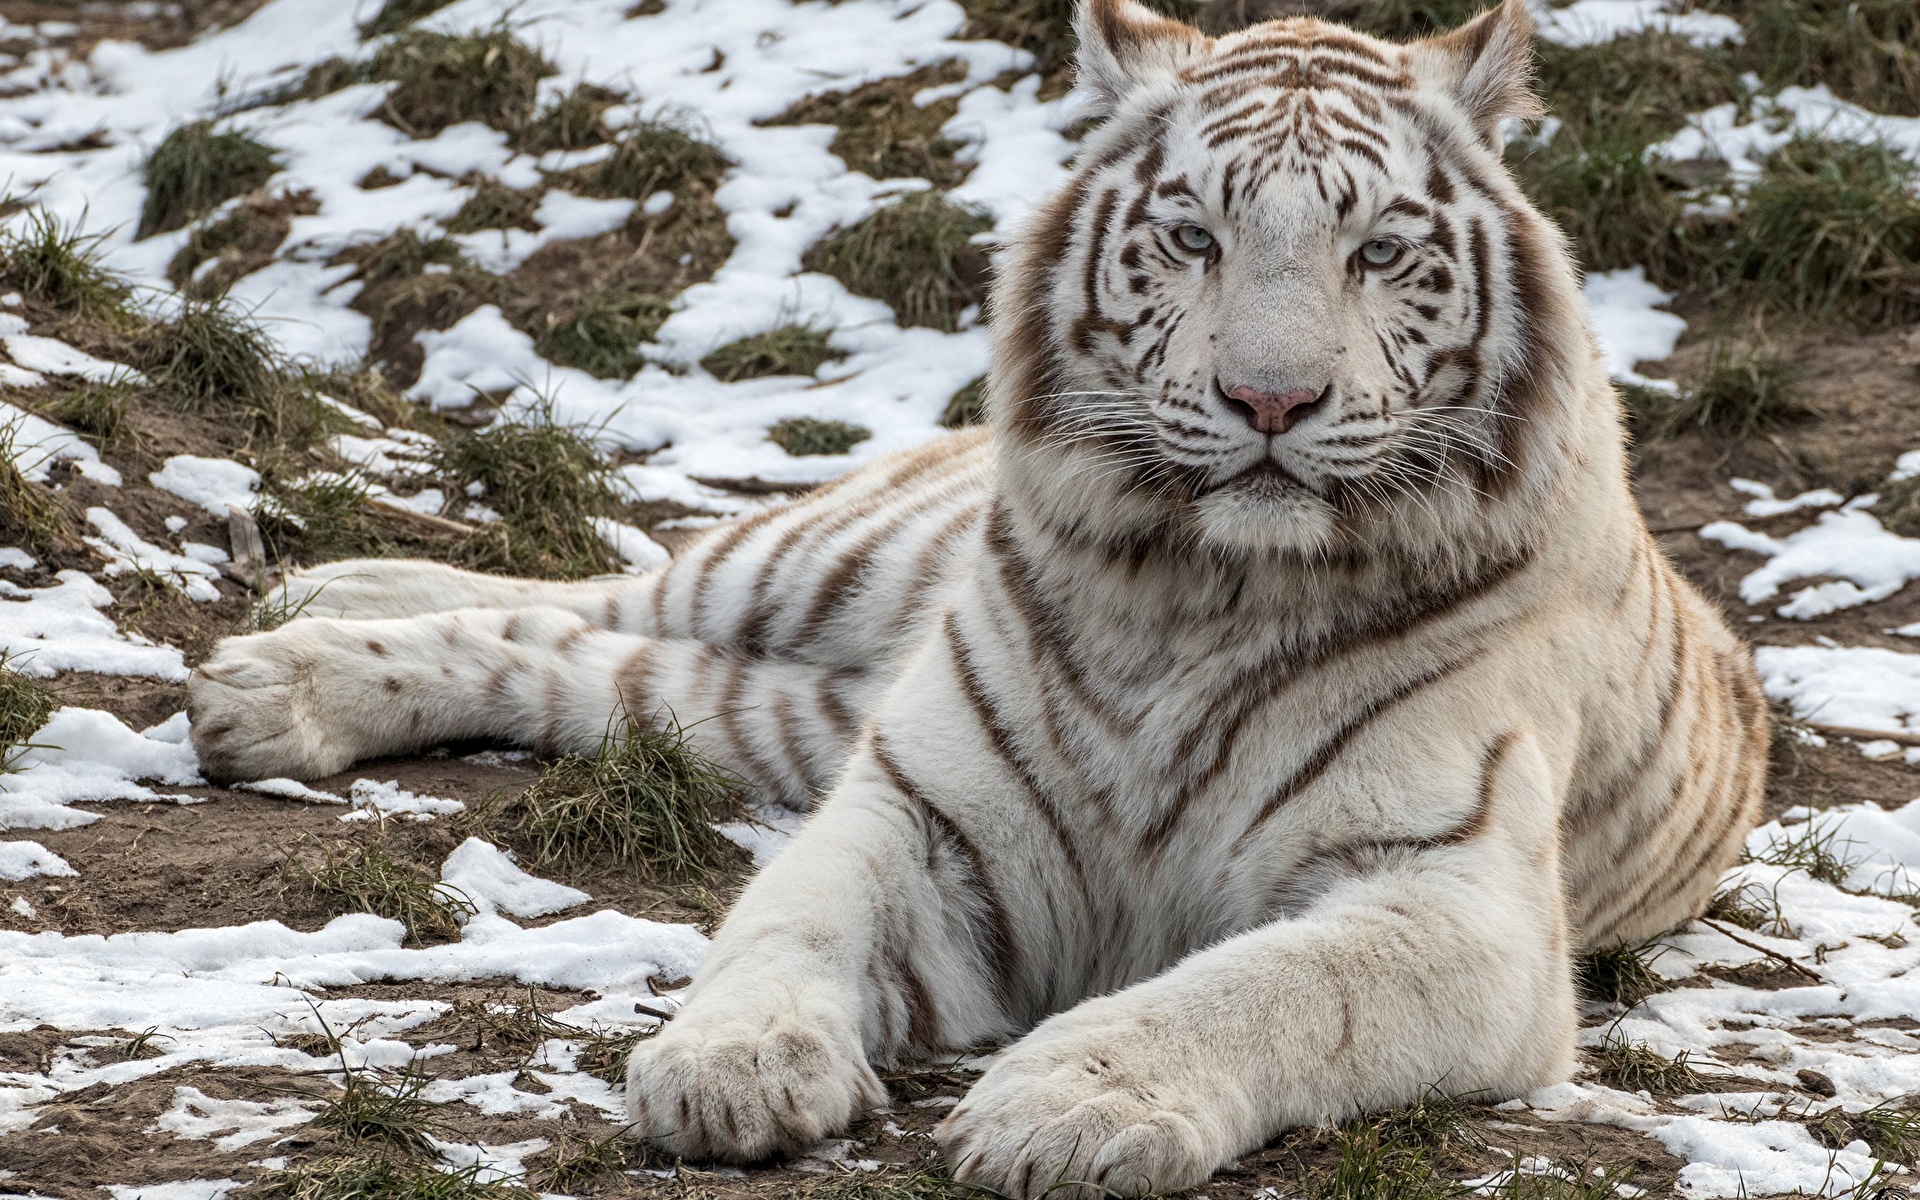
(1208, 459), (1310, 497)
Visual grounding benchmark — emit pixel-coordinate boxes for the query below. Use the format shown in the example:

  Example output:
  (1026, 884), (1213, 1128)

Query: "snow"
(437, 837), (589, 919)
(0, 312), (140, 383)
(1659, 86), (1920, 180)
(0, 398), (121, 485)
(151, 1086), (314, 1152)
(84, 505), (224, 602)
(1700, 509), (1920, 619)
(1755, 644), (1920, 739)
(0, 707), (201, 832)
(340, 778), (465, 822)
(1532, 0), (1743, 49)
(1727, 479), (1845, 519)
(102, 1182), (242, 1200)
(148, 455), (260, 518)
(0, 839), (75, 880)
(0, 570), (188, 681)
(1581, 268), (1685, 391)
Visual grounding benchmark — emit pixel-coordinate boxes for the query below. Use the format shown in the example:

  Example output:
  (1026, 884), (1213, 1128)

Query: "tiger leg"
(267, 558), (640, 623)
(623, 746), (1021, 1160)
(936, 743), (1577, 1199)
(186, 605), (877, 797)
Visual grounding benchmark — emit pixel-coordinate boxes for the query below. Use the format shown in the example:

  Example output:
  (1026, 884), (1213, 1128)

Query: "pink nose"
(1222, 383), (1322, 434)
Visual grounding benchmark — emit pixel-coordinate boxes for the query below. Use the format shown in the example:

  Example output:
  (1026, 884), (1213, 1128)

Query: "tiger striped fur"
(186, 0), (1766, 1192)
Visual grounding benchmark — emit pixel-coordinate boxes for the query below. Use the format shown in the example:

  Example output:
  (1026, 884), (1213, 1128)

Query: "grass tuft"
(803, 191), (992, 332)
(436, 401), (625, 579)
(1711, 0), (1920, 118)
(0, 434), (76, 560)
(1649, 342), (1812, 440)
(1575, 940), (1668, 1008)
(258, 472), (388, 562)
(296, 840), (476, 943)
(367, 25), (555, 139)
(259, 1154), (531, 1200)
(120, 1026), (174, 1060)
(1708, 136), (1920, 327)
(507, 710), (745, 877)
(442, 177), (542, 234)
(531, 282), (670, 380)
(1707, 878), (1790, 937)
(153, 297), (285, 411)
(701, 324), (843, 382)
(942, 376), (986, 428)
(766, 62), (972, 188)
(1591, 1028), (1721, 1095)
(769, 417), (871, 457)
(532, 1128), (632, 1188)
(512, 82), (622, 154)
(1873, 473), (1920, 538)
(1749, 816), (1860, 885)
(564, 111), (730, 201)
(0, 210), (137, 319)
(310, 1059), (444, 1151)
(0, 651), (55, 771)
(138, 120), (282, 239)
(359, 0), (458, 39)
(1813, 1095), (1920, 1164)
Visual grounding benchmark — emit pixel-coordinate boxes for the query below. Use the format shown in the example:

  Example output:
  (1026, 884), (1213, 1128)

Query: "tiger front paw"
(937, 1015), (1222, 1199)
(188, 623), (379, 782)
(624, 992), (884, 1162)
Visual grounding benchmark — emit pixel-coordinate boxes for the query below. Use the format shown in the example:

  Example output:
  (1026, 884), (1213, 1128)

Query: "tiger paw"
(937, 1021), (1221, 1199)
(625, 993), (884, 1162)
(188, 623), (379, 782)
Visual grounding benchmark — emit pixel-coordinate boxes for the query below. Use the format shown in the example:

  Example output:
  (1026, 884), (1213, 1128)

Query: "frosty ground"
(3, 0), (1920, 1196)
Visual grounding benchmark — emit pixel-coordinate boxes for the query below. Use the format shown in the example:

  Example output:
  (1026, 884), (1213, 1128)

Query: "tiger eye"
(1360, 238), (1402, 267)
(1173, 224), (1215, 253)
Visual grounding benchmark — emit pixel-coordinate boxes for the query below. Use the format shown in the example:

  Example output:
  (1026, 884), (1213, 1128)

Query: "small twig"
(1699, 918), (1825, 982)
(1646, 522), (1703, 535)
(365, 497), (477, 535)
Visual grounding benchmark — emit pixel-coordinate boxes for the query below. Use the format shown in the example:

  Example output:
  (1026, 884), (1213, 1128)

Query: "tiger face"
(999, 0), (1584, 558)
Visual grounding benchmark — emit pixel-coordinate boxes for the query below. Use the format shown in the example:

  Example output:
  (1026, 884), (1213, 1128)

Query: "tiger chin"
(186, 0), (1766, 1195)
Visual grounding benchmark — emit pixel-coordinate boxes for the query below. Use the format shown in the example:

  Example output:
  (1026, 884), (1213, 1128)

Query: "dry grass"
(41, 382), (135, 448)
(0, 209), (138, 321)
(168, 189), (318, 297)
(512, 82), (623, 154)
(435, 400), (626, 578)
(294, 840), (477, 943)
(0, 651), (55, 771)
(1646, 342), (1813, 440)
(138, 120), (282, 239)
(803, 190), (992, 332)
(256, 1155), (532, 1200)
(1706, 136), (1920, 326)
(701, 324), (844, 382)
(1709, 0), (1920, 117)
(1591, 1028), (1723, 1095)
(0, 420), (78, 558)
(332, 230), (502, 383)
(493, 710), (746, 879)
(442, 177), (542, 234)
(366, 25), (555, 138)
(942, 376), (986, 428)
(359, 0), (458, 39)
(769, 417), (872, 457)
(530, 281), (670, 380)
(1574, 940), (1669, 1008)
(1872, 473), (1920, 537)
(766, 61), (972, 188)
(562, 110), (730, 201)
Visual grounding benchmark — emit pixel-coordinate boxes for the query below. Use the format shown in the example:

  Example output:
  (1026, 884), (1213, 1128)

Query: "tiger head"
(993, 0), (1604, 561)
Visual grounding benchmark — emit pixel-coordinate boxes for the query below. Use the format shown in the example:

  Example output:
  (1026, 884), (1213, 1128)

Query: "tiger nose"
(1220, 382), (1324, 434)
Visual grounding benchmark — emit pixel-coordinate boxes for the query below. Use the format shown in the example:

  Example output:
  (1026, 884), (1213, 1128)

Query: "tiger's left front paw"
(935, 1021), (1221, 1199)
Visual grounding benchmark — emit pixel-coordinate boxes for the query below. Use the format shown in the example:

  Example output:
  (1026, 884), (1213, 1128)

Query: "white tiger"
(187, 0), (1766, 1193)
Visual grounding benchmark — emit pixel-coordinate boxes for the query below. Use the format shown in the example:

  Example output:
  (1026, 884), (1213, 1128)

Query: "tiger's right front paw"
(188, 624), (370, 782)
(624, 995), (884, 1162)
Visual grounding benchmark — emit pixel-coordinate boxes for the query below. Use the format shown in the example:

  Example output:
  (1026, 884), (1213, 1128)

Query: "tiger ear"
(1073, 0), (1209, 115)
(1408, 0), (1543, 146)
